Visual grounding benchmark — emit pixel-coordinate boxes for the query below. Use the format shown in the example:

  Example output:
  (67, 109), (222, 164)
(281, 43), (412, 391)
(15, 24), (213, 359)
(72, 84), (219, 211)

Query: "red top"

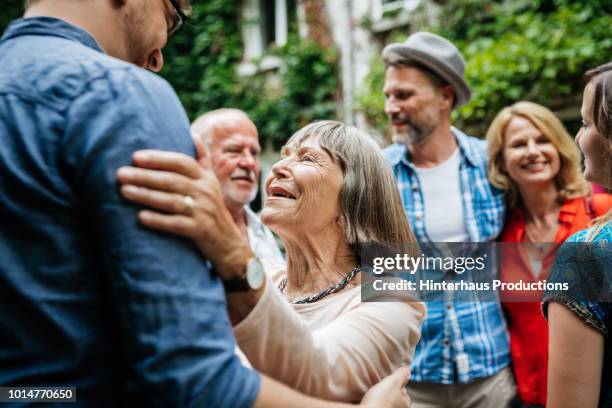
(500, 195), (610, 405)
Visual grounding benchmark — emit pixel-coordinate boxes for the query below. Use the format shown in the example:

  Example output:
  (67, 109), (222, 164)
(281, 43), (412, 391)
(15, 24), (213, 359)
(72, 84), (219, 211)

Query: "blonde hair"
(584, 63), (612, 239)
(486, 101), (590, 208)
(284, 121), (418, 257)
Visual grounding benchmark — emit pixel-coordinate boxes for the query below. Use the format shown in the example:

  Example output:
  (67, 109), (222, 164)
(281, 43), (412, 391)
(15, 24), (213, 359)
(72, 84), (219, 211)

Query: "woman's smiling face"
(501, 115), (561, 190)
(576, 82), (611, 188)
(261, 134), (344, 237)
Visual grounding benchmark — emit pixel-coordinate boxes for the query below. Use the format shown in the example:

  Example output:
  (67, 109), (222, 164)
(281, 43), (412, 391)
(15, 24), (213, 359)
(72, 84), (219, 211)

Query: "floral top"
(543, 221), (612, 407)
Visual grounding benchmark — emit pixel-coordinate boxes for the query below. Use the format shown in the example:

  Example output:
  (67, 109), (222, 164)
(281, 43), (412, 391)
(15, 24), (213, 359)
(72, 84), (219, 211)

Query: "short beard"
(121, 5), (149, 66)
(224, 185), (258, 208)
(392, 118), (436, 146)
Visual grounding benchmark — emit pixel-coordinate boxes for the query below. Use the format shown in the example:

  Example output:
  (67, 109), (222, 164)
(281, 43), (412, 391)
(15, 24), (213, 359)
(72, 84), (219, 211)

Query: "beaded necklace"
(278, 264), (362, 304)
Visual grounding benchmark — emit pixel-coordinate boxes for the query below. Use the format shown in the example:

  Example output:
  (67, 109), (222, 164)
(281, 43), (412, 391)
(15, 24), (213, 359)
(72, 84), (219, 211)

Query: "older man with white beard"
(191, 109), (284, 274)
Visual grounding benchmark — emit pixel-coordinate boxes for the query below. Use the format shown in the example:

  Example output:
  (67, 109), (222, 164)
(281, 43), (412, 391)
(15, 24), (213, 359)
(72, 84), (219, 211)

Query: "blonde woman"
(486, 101), (611, 407)
(543, 62), (612, 408)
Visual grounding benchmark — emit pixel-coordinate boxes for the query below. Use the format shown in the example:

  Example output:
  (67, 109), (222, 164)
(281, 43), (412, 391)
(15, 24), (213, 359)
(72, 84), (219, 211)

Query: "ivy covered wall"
(161, 1), (339, 149)
(0, 1), (340, 150)
(156, 1), (341, 149)
(2, 0), (23, 30)
(356, 0), (612, 137)
(4, 0), (610, 142)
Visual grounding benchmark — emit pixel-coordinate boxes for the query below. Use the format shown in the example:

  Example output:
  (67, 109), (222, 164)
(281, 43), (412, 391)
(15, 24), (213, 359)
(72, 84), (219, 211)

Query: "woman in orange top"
(486, 101), (611, 407)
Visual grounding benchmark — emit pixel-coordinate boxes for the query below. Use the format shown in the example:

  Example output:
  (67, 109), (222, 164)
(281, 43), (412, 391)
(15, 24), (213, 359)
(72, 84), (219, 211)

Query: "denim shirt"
(0, 18), (260, 407)
(383, 129), (510, 384)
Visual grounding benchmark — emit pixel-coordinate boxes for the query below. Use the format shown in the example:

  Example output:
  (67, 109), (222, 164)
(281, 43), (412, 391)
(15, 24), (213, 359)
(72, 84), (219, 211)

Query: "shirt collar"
(557, 197), (582, 224)
(245, 206), (258, 224)
(386, 127), (482, 168)
(1, 17), (104, 54)
(244, 206), (266, 235)
(452, 127), (482, 168)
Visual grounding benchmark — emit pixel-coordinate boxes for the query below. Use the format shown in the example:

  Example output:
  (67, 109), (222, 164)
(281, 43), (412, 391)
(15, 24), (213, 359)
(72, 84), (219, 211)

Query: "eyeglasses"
(167, 0), (188, 36)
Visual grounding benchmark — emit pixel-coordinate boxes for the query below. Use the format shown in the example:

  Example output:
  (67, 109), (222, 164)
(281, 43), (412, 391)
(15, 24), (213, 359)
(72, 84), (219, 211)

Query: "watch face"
(246, 258), (265, 290)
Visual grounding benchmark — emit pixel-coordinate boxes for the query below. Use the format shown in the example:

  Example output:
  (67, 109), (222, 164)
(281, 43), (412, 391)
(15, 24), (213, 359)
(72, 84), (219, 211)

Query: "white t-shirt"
(413, 148), (469, 242)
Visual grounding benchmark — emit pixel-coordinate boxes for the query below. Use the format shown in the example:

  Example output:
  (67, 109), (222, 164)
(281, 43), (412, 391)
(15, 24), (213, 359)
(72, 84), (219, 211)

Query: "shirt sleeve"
(61, 67), (260, 407)
(542, 228), (611, 336)
(234, 280), (424, 402)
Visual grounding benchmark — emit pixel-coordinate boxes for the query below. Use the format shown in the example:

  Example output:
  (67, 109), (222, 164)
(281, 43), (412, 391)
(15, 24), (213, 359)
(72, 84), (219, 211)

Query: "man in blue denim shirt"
(0, 1), (412, 407)
(0, 1), (262, 406)
(381, 33), (514, 407)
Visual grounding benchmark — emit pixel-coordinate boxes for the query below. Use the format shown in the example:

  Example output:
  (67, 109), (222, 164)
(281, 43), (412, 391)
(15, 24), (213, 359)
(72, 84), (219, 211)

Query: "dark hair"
(584, 62), (612, 141)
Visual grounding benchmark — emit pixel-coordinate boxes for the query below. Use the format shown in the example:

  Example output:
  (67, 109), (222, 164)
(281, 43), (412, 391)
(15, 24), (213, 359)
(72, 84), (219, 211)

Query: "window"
(241, 0), (300, 67)
(372, 0), (420, 21)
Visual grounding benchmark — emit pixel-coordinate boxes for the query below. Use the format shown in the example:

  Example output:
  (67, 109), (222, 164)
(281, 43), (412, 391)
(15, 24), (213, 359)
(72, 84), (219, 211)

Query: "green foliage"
(161, 1), (244, 117)
(0, 1), (339, 149)
(356, 0), (612, 137)
(1, 0), (25, 34)
(355, 55), (387, 133)
(162, 2), (339, 149)
(257, 35), (339, 148)
(354, 31), (404, 134)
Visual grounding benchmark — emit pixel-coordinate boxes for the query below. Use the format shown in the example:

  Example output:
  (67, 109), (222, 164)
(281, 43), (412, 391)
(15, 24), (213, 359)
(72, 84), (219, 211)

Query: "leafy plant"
(356, 0), (612, 137)
(0, 1), (340, 150)
(1, 0), (25, 33)
(160, 2), (339, 149)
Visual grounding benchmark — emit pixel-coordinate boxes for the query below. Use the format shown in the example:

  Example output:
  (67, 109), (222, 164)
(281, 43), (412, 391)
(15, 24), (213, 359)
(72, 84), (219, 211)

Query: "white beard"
(224, 184), (258, 206)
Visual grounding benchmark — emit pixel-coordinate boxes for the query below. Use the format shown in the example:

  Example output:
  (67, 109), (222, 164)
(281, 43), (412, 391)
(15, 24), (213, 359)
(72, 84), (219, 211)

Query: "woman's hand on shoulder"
(116, 136), (250, 280)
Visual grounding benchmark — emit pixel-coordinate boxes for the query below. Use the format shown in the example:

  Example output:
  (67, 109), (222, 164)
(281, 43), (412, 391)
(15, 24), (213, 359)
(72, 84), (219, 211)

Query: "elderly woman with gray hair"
(116, 120), (424, 403)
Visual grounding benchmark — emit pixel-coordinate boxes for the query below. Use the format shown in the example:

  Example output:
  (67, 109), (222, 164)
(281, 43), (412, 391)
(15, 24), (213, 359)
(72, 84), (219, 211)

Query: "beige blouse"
(233, 276), (425, 402)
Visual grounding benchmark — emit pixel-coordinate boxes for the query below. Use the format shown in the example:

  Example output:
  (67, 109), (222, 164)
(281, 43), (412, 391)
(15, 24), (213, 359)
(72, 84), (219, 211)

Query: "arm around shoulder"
(234, 281), (424, 401)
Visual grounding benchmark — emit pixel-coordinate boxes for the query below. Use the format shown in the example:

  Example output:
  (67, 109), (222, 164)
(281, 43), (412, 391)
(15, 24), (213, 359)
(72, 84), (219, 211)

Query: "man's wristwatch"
(223, 257), (265, 292)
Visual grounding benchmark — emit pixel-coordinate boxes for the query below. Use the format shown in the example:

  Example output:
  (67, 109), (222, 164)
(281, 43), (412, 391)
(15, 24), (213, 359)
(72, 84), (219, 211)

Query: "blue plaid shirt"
(384, 127), (510, 384)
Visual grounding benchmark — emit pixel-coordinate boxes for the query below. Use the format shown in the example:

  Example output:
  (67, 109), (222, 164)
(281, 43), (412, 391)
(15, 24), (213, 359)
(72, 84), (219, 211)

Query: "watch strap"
(222, 257), (264, 292)
(223, 276), (251, 292)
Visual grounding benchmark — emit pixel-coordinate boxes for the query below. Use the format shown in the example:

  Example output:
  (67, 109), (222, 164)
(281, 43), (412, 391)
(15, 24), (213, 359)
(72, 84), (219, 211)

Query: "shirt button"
(443, 339), (450, 346)
(446, 304), (452, 310)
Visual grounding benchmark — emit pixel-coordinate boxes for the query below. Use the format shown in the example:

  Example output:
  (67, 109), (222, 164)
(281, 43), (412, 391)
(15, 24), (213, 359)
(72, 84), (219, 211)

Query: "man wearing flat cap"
(382, 32), (515, 407)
